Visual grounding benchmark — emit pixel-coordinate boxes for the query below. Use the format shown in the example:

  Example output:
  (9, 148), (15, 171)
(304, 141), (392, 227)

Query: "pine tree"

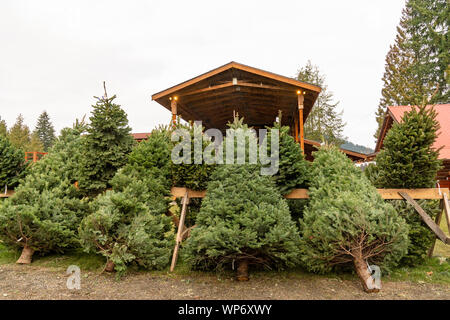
(34, 111), (56, 152)
(0, 122), (88, 264)
(183, 117), (302, 280)
(77, 94), (134, 196)
(374, 0), (449, 140)
(79, 127), (175, 275)
(0, 135), (27, 189)
(265, 117), (310, 195)
(8, 114), (31, 150)
(300, 145), (409, 292)
(370, 106), (442, 266)
(296, 61), (346, 145)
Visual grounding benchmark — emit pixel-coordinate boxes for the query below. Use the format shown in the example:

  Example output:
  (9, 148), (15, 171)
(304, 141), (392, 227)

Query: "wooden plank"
(0, 190), (14, 198)
(171, 187), (449, 200)
(285, 189), (309, 199)
(428, 199), (444, 257)
(378, 188), (449, 200)
(170, 192), (189, 272)
(399, 191), (450, 245)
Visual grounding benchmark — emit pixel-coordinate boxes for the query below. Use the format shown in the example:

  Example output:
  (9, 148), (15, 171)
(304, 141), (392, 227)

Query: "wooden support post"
(443, 193), (450, 234)
(33, 151), (37, 163)
(297, 92), (304, 152)
(294, 114), (299, 143)
(170, 97), (178, 127)
(428, 199), (444, 257)
(399, 191), (450, 244)
(170, 191), (189, 272)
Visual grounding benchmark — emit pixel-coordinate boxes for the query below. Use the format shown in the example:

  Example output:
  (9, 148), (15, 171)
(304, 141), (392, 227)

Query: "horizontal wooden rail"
(0, 190), (15, 198)
(171, 187), (450, 200)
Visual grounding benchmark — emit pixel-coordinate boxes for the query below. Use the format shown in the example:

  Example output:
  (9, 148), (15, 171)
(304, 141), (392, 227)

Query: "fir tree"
(77, 94), (134, 196)
(171, 121), (215, 190)
(370, 106), (442, 266)
(7, 114), (31, 150)
(374, 0), (449, 140)
(375, 106), (441, 188)
(34, 111), (56, 152)
(265, 116), (310, 195)
(0, 122), (88, 264)
(300, 145), (409, 292)
(79, 127), (175, 275)
(183, 117), (302, 280)
(296, 61), (346, 145)
(0, 135), (27, 189)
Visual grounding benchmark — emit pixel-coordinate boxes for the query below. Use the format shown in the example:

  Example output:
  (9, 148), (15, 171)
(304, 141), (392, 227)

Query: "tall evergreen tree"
(374, 0), (449, 140)
(300, 145), (409, 292)
(8, 114), (31, 150)
(296, 61), (346, 145)
(183, 117), (302, 280)
(77, 94), (134, 196)
(34, 111), (56, 152)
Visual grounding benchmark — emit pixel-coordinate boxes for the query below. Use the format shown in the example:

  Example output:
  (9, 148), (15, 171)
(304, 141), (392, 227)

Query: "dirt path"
(0, 264), (448, 300)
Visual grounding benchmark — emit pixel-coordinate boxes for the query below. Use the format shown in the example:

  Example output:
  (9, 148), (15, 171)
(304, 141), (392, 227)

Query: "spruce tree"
(370, 106), (442, 266)
(0, 122), (88, 264)
(0, 135), (27, 189)
(183, 118), (302, 280)
(77, 94), (134, 196)
(296, 61), (346, 145)
(34, 111), (56, 152)
(79, 127), (174, 275)
(300, 145), (409, 292)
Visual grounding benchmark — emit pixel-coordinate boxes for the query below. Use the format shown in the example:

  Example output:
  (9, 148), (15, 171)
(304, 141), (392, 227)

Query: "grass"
(0, 242), (104, 271)
(1, 215), (449, 285)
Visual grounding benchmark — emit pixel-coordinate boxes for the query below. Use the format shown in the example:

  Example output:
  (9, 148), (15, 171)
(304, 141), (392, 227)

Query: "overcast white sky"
(0, 0), (406, 148)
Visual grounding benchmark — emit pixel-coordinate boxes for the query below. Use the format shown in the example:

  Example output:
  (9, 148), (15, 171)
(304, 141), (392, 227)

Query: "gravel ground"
(0, 264), (448, 300)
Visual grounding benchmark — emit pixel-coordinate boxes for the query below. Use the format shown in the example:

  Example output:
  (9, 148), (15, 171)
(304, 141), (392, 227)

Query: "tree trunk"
(236, 259), (249, 281)
(353, 254), (380, 293)
(16, 246), (34, 264)
(105, 260), (115, 272)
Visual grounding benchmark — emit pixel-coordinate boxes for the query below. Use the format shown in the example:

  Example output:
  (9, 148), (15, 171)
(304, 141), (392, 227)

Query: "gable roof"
(375, 104), (450, 159)
(151, 61), (321, 100)
(151, 62), (322, 132)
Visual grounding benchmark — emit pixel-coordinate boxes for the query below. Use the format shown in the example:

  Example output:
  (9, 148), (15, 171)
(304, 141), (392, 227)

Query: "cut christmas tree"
(79, 127), (175, 275)
(183, 117), (302, 280)
(369, 105), (442, 266)
(300, 144), (409, 292)
(0, 123), (88, 264)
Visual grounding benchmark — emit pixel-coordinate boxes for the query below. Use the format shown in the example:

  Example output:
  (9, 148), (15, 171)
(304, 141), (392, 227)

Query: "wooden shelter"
(152, 61), (321, 151)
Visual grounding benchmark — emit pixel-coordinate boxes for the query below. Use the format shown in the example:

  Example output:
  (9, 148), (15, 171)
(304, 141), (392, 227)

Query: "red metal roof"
(387, 104), (450, 159)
